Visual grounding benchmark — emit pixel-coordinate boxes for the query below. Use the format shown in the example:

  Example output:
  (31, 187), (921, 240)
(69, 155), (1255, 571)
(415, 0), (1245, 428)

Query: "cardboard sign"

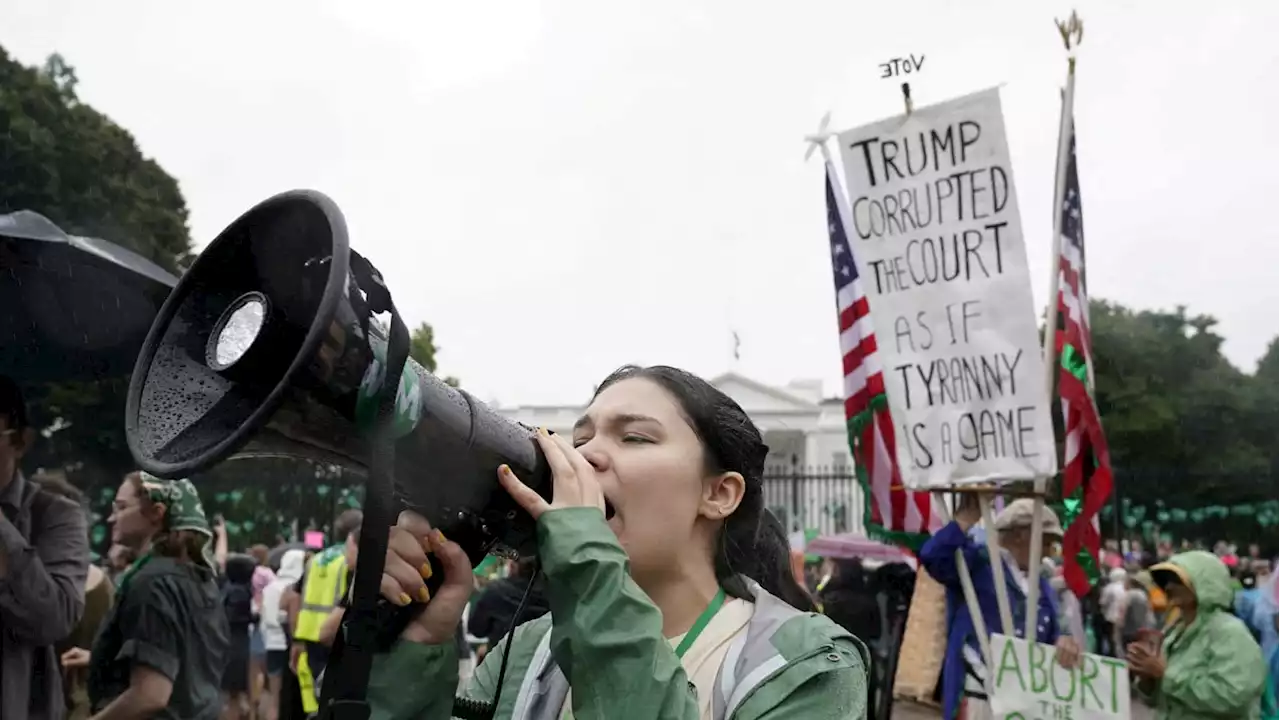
(837, 87), (1056, 488)
(990, 634), (1130, 719)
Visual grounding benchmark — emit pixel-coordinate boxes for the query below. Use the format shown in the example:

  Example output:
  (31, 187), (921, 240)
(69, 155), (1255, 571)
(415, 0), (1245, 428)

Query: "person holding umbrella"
(0, 375), (90, 720)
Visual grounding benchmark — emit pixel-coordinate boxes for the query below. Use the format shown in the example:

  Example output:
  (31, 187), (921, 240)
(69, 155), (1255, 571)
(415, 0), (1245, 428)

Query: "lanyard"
(673, 588), (727, 659)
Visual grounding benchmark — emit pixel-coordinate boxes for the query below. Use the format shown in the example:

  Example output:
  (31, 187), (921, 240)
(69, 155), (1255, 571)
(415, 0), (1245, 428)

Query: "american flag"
(1055, 125), (1114, 598)
(824, 163), (941, 549)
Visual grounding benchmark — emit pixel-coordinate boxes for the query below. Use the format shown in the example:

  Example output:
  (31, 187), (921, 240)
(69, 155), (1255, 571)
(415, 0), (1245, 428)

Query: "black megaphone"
(124, 189), (551, 565)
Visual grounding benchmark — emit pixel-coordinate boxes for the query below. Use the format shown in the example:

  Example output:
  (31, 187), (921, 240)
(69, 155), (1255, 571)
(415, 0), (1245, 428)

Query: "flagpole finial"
(1056, 10), (1084, 66)
(804, 111), (834, 161)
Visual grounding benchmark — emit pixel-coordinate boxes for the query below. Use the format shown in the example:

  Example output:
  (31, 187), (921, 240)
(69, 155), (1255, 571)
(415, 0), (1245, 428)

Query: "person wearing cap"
(919, 496), (1079, 720)
(1131, 550), (1264, 719)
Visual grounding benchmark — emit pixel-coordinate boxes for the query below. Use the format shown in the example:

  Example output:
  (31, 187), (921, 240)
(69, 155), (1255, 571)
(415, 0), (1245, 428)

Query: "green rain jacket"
(367, 507), (868, 720)
(1141, 550), (1265, 720)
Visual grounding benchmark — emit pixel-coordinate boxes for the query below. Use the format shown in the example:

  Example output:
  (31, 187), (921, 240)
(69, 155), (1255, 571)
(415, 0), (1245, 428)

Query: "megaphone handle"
(365, 553), (448, 648)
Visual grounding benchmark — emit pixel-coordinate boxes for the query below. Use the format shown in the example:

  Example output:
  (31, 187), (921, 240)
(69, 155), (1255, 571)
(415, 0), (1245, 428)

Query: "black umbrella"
(0, 210), (178, 383)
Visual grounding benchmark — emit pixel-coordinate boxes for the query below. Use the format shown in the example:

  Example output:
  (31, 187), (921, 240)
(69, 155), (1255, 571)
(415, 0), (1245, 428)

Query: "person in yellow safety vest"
(289, 509), (362, 713)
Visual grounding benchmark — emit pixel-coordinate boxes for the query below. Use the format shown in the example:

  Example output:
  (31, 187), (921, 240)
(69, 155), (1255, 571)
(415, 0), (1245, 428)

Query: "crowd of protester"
(3, 370), (1276, 720)
(6, 368), (880, 719)
(909, 494), (1278, 720)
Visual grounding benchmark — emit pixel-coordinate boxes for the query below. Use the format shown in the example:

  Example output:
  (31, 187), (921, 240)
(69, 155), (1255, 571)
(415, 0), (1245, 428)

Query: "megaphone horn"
(125, 189), (551, 562)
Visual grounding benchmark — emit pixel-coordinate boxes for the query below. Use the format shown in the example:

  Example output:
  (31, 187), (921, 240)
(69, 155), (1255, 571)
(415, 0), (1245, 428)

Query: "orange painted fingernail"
(397, 592), (411, 606)
(434, 529), (446, 544)
(498, 464), (510, 477)
(420, 562), (433, 579)
(417, 586), (431, 603)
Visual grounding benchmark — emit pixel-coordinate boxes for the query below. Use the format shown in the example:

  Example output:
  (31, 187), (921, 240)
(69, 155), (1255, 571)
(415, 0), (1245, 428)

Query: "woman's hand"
(1126, 643), (1166, 680)
(353, 510), (473, 645)
(498, 427), (605, 520)
(1054, 635), (1082, 669)
(61, 647), (90, 669)
(954, 493), (981, 531)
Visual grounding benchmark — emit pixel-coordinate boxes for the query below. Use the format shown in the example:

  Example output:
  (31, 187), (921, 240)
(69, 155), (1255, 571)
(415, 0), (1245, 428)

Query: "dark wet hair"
(825, 559), (867, 594)
(225, 553), (258, 584)
(335, 509), (364, 541)
(0, 375), (28, 434)
(593, 365), (815, 612)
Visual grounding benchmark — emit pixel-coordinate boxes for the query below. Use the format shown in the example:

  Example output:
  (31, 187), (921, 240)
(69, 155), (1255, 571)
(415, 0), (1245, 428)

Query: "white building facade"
(494, 372), (867, 537)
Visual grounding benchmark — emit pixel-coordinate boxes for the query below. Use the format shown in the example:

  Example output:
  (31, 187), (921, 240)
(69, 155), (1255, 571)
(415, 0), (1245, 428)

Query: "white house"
(494, 372), (866, 537)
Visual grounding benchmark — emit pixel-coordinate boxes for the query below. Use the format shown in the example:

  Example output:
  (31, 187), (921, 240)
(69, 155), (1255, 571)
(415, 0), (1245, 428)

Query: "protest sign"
(837, 87), (1055, 488)
(989, 634), (1130, 720)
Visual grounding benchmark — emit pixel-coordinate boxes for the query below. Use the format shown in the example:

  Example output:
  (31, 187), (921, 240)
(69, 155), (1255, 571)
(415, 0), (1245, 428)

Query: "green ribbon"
(1059, 341), (1102, 584)
(843, 394), (931, 552)
(1061, 343), (1089, 383)
(473, 555), (498, 577)
(1062, 484), (1101, 585)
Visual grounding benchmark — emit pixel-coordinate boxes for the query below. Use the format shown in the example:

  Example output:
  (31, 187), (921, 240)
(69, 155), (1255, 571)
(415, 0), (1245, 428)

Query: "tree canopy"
(410, 321), (460, 387)
(1085, 301), (1277, 546)
(0, 48), (193, 273)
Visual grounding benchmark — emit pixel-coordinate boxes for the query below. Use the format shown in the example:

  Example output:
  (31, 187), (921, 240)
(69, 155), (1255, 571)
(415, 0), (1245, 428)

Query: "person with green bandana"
(355, 365), (869, 720)
(83, 472), (229, 720)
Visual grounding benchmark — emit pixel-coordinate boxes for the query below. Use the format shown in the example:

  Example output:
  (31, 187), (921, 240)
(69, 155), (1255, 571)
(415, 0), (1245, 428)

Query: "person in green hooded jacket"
(359, 365), (869, 720)
(1129, 550), (1265, 720)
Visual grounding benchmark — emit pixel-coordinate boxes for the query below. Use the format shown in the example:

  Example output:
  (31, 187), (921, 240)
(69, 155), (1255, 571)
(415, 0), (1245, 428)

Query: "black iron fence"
(762, 465), (862, 538)
(44, 449), (1279, 558)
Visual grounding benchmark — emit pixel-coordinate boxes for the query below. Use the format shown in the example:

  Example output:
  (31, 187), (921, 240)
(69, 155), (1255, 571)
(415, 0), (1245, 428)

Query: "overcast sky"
(4, 0), (1277, 406)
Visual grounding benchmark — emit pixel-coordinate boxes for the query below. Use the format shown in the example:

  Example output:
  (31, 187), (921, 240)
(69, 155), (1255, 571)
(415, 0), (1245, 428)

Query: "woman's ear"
(146, 501), (168, 526)
(700, 471), (746, 520)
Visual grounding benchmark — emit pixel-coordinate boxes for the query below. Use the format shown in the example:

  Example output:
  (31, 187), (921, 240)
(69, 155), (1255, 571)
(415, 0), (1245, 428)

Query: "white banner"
(837, 87), (1055, 488)
(989, 634), (1130, 719)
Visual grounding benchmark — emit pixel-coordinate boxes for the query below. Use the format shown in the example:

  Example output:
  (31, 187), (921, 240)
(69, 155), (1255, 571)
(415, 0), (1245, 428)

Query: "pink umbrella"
(805, 533), (917, 569)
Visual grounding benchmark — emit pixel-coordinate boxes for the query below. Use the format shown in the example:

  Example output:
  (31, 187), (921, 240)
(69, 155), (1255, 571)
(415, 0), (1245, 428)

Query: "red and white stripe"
(829, 161), (942, 539)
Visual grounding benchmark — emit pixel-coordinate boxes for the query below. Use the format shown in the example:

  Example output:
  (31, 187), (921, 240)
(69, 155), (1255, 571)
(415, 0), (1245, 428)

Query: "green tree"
(1088, 301), (1277, 519)
(1244, 335), (1279, 491)
(0, 47), (194, 273)
(409, 321), (460, 387)
(1255, 337), (1278, 387)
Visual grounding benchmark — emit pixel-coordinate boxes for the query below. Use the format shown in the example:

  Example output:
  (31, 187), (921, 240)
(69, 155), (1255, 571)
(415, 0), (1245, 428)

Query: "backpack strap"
(712, 582), (873, 720)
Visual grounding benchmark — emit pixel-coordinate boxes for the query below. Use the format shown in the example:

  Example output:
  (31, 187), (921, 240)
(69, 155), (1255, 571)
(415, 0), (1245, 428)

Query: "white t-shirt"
(559, 598), (755, 720)
(260, 578), (293, 651)
(1101, 580), (1127, 624)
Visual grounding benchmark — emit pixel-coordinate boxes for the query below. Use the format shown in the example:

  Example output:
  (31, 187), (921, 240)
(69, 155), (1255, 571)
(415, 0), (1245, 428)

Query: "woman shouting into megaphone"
(354, 365), (868, 720)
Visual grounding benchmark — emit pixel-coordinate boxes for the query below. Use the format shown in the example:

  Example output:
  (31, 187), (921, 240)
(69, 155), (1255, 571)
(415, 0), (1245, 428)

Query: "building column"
(803, 431), (820, 470)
